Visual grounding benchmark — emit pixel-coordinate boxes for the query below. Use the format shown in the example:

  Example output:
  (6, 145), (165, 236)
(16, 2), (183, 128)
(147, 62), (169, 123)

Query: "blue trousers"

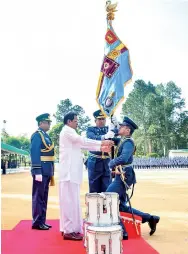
(32, 175), (51, 226)
(106, 178), (151, 234)
(87, 158), (111, 193)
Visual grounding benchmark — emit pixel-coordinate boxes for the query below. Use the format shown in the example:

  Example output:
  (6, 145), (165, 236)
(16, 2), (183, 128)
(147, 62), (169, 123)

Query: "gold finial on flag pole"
(106, 1), (118, 21)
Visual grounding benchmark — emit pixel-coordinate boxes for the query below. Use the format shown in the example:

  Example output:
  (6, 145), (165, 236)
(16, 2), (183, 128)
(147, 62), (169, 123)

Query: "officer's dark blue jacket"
(87, 126), (109, 157)
(109, 137), (136, 186)
(30, 128), (54, 177)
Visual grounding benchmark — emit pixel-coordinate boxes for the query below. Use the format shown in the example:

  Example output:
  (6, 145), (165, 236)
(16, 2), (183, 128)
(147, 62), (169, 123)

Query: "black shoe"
(148, 216), (160, 236)
(32, 224), (49, 230)
(44, 223), (52, 228)
(64, 232), (83, 241)
(123, 232), (128, 240)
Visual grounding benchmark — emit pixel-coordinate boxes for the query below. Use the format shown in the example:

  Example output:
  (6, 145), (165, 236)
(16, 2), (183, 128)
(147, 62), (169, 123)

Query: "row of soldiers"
(133, 156), (188, 169)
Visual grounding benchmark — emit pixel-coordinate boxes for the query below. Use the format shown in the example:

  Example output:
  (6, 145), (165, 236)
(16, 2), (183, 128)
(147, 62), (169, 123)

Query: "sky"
(0, 0), (188, 137)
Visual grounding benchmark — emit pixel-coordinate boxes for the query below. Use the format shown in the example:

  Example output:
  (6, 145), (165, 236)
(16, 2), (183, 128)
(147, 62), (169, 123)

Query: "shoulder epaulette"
(87, 126), (95, 130)
(31, 130), (40, 140)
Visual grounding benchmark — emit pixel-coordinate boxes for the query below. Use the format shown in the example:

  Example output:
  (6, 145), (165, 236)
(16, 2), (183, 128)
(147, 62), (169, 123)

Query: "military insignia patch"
(105, 29), (118, 44)
(108, 49), (120, 60)
(105, 97), (114, 107)
(101, 56), (119, 78)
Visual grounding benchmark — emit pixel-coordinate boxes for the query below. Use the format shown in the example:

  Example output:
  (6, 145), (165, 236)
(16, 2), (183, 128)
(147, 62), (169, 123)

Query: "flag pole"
(96, 1), (132, 117)
(105, 1), (138, 236)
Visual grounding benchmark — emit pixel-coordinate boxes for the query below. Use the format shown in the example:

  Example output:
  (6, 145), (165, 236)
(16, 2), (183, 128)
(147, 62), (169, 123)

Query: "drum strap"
(129, 184), (135, 200)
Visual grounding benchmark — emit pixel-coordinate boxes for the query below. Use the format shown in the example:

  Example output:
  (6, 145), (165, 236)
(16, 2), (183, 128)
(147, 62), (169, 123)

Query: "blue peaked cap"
(93, 110), (106, 119)
(36, 113), (52, 123)
(120, 116), (138, 130)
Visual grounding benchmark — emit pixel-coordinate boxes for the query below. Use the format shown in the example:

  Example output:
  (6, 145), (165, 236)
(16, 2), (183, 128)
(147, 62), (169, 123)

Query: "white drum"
(83, 220), (93, 247)
(85, 192), (120, 226)
(85, 225), (123, 254)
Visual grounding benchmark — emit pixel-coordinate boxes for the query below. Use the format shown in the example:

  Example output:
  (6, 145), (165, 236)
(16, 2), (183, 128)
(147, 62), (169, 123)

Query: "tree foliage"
(122, 80), (188, 156)
(49, 99), (91, 156)
(3, 135), (30, 152)
(54, 99), (91, 132)
(49, 122), (64, 151)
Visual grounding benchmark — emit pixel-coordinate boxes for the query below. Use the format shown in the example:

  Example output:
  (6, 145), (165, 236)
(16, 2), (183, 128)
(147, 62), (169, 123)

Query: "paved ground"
(1, 169), (188, 254)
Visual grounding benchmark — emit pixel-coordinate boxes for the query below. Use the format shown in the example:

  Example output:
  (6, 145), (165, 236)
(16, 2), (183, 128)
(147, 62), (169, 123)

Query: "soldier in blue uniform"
(30, 113), (55, 230)
(86, 110), (116, 193)
(106, 116), (160, 239)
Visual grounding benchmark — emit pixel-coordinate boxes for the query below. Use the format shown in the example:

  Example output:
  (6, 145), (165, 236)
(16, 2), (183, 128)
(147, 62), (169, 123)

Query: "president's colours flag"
(96, 9), (133, 117)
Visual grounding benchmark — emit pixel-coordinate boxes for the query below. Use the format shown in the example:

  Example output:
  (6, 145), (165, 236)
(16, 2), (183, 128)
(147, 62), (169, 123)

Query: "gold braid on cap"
(106, 1), (118, 21)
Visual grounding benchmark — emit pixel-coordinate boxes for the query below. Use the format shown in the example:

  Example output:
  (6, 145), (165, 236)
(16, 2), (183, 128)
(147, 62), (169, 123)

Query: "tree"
(49, 122), (64, 150)
(49, 99), (91, 158)
(1, 120), (9, 142)
(54, 99), (91, 133)
(121, 79), (188, 156)
(4, 135), (30, 152)
(173, 111), (188, 149)
(122, 80), (157, 154)
(18, 136), (30, 152)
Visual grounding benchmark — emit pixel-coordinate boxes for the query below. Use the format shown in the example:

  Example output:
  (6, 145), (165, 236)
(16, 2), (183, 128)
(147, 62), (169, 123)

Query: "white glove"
(104, 130), (115, 139)
(111, 115), (120, 128)
(108, 122), (115, 131)
(35, 174), (42, 182)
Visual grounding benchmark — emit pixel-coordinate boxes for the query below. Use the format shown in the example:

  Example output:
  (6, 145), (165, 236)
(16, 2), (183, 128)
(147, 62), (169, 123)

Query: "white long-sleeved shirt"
(58, 125), (102, 184)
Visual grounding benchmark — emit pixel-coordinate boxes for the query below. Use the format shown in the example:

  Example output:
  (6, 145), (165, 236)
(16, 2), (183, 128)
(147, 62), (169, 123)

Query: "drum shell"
(85, 192), (120, 226)
(85, 225), (123, 254)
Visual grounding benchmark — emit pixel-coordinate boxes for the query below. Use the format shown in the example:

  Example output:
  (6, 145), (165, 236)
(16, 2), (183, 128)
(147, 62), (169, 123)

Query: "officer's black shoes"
(123, 232), (128, 240)
(32, 224), (49, 230)
(64, 232), (83, 241)
(44, 223), (52, 228)
(148, 215), (160, 236)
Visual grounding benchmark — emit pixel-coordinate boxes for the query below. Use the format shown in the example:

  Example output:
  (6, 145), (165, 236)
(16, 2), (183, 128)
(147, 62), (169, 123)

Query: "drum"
(120, 212), (142, 238)
(83, 220), (93, 247)
(85, 192), (120, 225)
(85, 225), (123, 254)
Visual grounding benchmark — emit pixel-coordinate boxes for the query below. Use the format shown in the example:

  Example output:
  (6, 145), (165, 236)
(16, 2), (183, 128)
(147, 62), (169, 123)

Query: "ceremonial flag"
(96, 23), (133, 117)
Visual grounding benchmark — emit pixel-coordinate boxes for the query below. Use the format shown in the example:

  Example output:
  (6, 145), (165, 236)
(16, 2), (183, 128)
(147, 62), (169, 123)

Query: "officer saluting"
(86, 109), (116, 193)
(30, 113), (55, 230)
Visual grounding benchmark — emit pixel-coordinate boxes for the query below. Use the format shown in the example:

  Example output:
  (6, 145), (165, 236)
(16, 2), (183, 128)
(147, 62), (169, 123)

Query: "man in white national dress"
(58, 112), (114, 241)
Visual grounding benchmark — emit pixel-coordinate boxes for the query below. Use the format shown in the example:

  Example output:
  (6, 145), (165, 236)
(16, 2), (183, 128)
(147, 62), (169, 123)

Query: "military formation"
(133, 156), (188, 169)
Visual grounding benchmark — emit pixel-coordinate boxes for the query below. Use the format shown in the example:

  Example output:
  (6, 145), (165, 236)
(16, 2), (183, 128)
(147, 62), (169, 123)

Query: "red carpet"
(1, 220), (159, 254)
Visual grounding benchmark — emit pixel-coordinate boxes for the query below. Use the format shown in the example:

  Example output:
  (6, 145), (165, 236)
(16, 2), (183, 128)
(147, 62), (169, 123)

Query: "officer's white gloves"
(35, 174), (42, 182)
(104, 130), (115, 139)
(108, 122), (115, 131)
(111, 115), (120, 129)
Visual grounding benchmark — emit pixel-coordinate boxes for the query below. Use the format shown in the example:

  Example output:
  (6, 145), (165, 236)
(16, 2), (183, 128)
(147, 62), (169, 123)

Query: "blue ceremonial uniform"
(86, 126), (111, 193)
(106, 137), (136, 204)
(106, 117), (159, 238)
(30, 114), (55, 227)
(107, 137), (152, 236)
